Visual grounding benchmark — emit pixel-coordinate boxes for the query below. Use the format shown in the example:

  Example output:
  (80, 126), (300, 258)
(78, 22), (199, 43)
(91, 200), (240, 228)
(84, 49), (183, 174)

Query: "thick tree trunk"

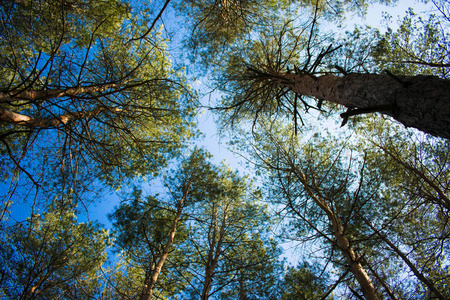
(276, 73), (450, 139)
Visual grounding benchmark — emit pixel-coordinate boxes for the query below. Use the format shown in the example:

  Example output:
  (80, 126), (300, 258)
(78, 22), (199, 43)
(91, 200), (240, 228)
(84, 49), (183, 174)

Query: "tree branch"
(0, 106), (122, 128)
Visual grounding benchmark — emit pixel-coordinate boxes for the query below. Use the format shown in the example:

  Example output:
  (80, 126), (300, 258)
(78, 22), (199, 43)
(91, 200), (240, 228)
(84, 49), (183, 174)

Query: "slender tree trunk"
(201, 223), (219, 300)
(293, 167), (379, 300)
(329, 214), (378, 300)
(275, 73), (450, 139)
(140, 194), (188, 300)
(362, 217), (447, 300)
(201, 264), (215, 300)
(238, 270), (246, 300)
(201, 205), (228, 300)
(141, 264), (156, 300)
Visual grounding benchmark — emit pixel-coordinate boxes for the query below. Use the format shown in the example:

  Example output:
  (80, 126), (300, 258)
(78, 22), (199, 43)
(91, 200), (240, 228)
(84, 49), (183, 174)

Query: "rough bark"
(275, 73), (450, 140)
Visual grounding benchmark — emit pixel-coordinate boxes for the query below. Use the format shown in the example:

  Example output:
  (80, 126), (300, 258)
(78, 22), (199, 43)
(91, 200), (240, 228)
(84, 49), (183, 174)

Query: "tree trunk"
(362, 217), (447, 300)
(238, 270), (247, 300)
(141, 265), (156, 300)
(0, 83), (126, 104)
(294, 167), (379, 300)
(276, 73), (450, 139)
(201, 206), (228, 300)
(0, 106), (122, 128)
(201, 265), (215, 300)
(201, 222), (219, 300)
(333, 222), (378, 300)
(140, 194), (188, 300)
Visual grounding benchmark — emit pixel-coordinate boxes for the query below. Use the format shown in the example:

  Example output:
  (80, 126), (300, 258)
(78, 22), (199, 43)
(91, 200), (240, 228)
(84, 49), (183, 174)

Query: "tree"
(108, 149), (216, 299)
(247, 123), (379, 299)
(186, 0), (450, 294)
(240, 68), (450, 138)
(352, 119), (450, 299)
(0, 0), (197, 205)
(232, 114), (450, 299)
(179, 0), (450, 139)
(0, 197), (110, 299)
(181, 162), (282, 300)
(217, 21), (450, 140)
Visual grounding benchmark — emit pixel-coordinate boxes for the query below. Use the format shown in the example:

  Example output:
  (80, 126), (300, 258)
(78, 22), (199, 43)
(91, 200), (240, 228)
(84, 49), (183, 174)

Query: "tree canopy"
(0, 0), (197, 206)
(1, 0), (450, 299)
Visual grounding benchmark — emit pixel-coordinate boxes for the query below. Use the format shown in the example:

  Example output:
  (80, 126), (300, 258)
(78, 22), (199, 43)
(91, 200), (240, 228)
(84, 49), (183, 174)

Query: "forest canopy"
(0, 0), (449, 299)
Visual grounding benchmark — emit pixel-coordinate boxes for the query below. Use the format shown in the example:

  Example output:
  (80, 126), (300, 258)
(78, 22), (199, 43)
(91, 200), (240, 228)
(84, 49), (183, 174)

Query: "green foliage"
(353, 118), (450, 298)
(228, 113), (450, 298)
(0, 198), (110, 299)
(107, 149), (217, 298)
(0, 0), (198, 205)
(179, 0), (399, 71)
(179, 0), (291, 68)
(216, 233), (283, 300)
(108, 190), (190, 298)
(371, 7), (450, 78)
(2, 1), (450, 299)
(0, 0), (130, 52)
(281, 261), (333, 300)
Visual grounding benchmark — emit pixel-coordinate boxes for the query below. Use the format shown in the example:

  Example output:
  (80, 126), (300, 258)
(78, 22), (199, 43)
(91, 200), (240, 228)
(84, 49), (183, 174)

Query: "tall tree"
(234, 115), (450, 299)
(217, 19), (450, 140)
(0, 0), (197, 205)
(352, 119), (450, 299)
(108, 149), (216, 299)
(182, 162), (282, 300)
(248, 124), (379, 299)
(108, 191), (187, 299)
(180, 0), (450, 139)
